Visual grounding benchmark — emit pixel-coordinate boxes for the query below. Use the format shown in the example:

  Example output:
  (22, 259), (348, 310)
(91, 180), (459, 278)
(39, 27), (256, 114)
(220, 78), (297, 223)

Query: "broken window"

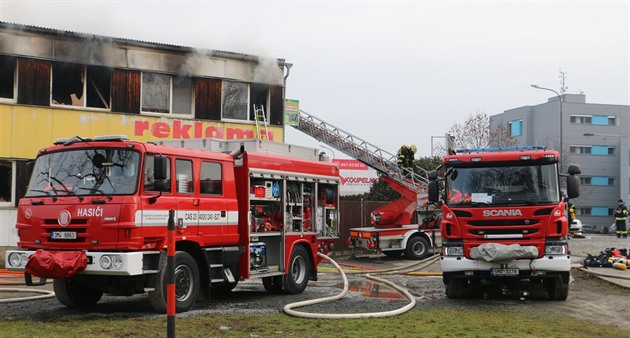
(142, 73), (193, 115)
(0, 55), (17, 100)
(249, 83), (269, 121)
(86, 66), (112, 109)
(142, 72), (170, 113)
(52, 62), (112, 109)
(52, 63), (84, 106)
(222, 81), (248, 120)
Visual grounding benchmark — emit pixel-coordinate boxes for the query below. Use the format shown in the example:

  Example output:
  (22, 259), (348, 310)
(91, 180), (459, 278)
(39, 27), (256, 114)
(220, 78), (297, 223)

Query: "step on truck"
(427, 146), (580, 300)
(5, 135), (340, 312)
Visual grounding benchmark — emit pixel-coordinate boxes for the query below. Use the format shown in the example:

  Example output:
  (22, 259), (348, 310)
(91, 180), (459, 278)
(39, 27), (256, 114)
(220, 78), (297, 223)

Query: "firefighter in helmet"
(397, 144), (410, 169)
(407, 145), (417, 171)
(614, 199), (628, 238)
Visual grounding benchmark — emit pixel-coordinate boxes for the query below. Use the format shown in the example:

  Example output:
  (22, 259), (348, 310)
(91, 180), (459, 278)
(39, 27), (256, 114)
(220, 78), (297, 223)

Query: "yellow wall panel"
(1, 104), (284, 159)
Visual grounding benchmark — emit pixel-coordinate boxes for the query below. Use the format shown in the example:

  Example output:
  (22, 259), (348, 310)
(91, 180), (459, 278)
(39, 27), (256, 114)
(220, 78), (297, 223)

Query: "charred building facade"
(0, 22), (291, 246)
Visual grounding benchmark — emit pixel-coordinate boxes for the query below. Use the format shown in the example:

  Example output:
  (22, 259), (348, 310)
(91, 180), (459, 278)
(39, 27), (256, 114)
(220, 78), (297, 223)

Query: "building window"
(591, 115), (610, 125)
(249, 83), (269, 121)
(581, 176), (615, 186)
(570, 114), (616, 126)
(142, 72), (170, 113)
(200, 162), (222, 195)
(570, 145), (614, 155)
(222, 81), (248, 120)
(577, 207), (614, 216)
(0, 160), (13, 204)
(592, 145), (614, 155)
(507, 120), (522, 137)
(141, 73), (193, 115)
(0, 55), (17, 101)
(570, 146), (591, 154)
(592, 207), (614, 216)
(570, 115), (591, 124)
(173, 76), (193, 115)
(52, 62), (112, 109)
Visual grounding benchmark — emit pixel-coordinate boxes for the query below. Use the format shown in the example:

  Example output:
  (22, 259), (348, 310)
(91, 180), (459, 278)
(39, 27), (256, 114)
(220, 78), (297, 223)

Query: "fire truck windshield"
(26, 148), (141, 198)
(446, 163), (560, 206)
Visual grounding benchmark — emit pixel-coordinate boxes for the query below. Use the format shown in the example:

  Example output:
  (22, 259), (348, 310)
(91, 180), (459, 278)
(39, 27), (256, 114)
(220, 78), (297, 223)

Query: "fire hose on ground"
(578, 267), (630, 281)
(283, 253), (441, 319)
(0, 269), (55, 303)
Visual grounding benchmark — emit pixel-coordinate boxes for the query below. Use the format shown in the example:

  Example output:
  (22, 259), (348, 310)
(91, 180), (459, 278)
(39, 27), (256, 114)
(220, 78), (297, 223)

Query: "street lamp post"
(531, 84), (563, 169)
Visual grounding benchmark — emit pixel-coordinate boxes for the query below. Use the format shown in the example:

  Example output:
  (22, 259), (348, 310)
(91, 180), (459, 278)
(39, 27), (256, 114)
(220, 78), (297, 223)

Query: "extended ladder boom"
(292, 109), (428, 193)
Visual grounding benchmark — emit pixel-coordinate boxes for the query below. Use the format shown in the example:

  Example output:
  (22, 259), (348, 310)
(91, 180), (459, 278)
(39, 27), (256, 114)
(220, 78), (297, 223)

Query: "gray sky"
(2, 0), (628, 157)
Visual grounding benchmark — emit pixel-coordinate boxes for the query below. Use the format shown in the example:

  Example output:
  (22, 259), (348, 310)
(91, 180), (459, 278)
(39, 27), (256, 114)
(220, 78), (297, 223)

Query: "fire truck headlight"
(442, 246), (464, 256)
(545, 244), (568, 255)
(8, 252), (27, 268)
(112, 255), (124, 270)
(99, 255), (112, 269)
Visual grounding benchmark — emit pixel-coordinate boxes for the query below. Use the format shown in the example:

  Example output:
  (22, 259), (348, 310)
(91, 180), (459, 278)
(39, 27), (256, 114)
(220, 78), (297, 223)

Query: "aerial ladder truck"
(291, 110), (440, 259)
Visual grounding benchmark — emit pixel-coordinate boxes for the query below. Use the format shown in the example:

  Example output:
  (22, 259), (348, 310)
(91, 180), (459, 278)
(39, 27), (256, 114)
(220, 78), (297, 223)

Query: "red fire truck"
(427, 146), (580, 300)
(5, 135), (340, 312)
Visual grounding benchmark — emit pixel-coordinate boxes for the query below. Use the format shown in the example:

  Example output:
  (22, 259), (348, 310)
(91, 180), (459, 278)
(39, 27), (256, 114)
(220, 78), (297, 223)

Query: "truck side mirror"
(567, 164), (581, 175)
(153, 156), (168, 181)
(428, 170), (438, 180)
(566, 175), (579, 199)
(428, 181), (439, 203)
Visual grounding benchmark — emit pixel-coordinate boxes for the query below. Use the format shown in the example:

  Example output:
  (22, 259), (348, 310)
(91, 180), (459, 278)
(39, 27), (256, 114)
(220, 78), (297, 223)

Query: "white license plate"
(51, 231), (77, 239)
(490, 268), (519, 276)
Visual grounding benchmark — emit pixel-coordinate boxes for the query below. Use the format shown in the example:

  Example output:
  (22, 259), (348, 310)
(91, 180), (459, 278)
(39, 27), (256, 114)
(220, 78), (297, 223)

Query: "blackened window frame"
(0, 55), (17, 101)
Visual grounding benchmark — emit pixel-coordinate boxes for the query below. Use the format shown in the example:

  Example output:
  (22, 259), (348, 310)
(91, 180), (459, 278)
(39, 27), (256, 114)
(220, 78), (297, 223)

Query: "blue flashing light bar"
(455, 145), (546, 154)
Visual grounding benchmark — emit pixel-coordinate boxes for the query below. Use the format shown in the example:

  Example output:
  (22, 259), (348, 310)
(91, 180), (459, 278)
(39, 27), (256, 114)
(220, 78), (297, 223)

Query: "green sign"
(284, 99), (300, 126)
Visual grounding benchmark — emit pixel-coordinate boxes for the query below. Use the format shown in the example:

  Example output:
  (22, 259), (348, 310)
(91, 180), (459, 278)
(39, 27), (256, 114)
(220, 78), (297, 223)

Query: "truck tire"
(53, 278), (103, 308)
(148, 251), (200, 313)
(546, 272), (569, 300)
(445, 278), (465, 299)
(405, 236), (429, 260)
(283, 245), (311, 294)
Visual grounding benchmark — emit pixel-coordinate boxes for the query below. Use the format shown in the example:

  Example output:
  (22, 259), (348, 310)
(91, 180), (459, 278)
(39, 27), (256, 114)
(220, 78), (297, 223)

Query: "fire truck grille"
(467, 219), (539, 226)
(44, 219), (89, 225)
(469, 229), (539, 236)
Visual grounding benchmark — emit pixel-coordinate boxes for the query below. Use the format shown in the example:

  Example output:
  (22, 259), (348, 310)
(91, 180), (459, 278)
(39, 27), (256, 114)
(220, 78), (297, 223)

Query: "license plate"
(51, 231), (77, 239)
(490, 268), (519, 276)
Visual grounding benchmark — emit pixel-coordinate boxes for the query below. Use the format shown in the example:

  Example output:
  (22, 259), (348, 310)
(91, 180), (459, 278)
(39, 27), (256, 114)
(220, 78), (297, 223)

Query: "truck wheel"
(405, 236), (429, 260)
(149, 251), (200, 313)
(283, 245), (311, 294)
(53, 278), (103, 308)
(546, 272), (569, 300)
(383, 250), (404, 258)
(445, 278), (465, 298)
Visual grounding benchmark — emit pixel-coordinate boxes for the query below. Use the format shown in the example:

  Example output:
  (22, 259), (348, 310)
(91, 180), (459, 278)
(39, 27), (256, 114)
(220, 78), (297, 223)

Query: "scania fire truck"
(427, 146), (580, 300)
(5, 135), (340, 312)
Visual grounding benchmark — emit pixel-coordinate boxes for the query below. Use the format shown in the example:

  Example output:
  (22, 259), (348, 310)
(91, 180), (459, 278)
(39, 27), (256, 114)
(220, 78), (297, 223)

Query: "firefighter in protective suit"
(397, 144), (410, 169)
(615, 199), (628, 238)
